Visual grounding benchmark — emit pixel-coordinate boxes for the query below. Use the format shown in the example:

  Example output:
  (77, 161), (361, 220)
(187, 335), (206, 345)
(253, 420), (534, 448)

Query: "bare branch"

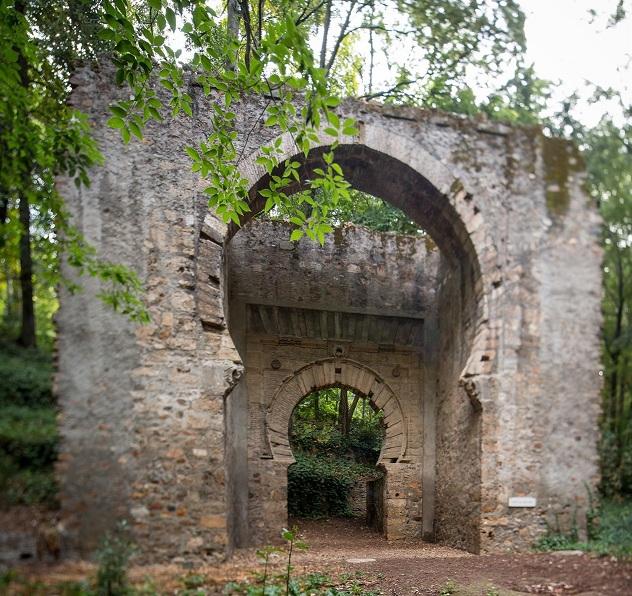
(359, 77), (423, 100)
(325, 0), (358, 74)
(319, 0), (332, 69)
(296, 0), (329, 27)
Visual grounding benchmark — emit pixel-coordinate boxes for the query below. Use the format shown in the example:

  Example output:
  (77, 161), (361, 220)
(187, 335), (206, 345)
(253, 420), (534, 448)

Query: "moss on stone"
(542, 136), (583, 217)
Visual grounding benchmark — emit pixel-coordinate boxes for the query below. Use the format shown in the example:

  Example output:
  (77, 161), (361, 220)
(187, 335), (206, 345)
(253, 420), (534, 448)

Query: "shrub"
(288, 454), (382, 518)
(535, 498), (632, 558)
(600, 430), (632, 498)
(0, 463), (58, 507)
(0, 342), (53, 407)
(95, 521), (137, 596)
(0, 406), (58, 467)
(0, 405), (59, 507)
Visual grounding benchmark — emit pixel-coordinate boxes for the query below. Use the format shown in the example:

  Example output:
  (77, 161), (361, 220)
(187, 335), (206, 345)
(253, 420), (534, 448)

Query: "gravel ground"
(9, 517), (632, 595)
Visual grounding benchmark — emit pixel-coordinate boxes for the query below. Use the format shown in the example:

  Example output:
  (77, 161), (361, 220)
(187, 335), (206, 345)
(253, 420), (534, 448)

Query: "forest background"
(0, 0), (631, 555)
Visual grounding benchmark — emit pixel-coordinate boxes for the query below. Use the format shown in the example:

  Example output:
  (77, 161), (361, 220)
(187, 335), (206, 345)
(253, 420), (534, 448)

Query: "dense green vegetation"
(536, 499), (632, 558)
(0, 341), (53, 406)
(587, 121), (632, 498)
(330, 191), (422, 236)
(0, 342), (58, 508)
(0, 405), (58, 507)
(288, 388), (384, 518)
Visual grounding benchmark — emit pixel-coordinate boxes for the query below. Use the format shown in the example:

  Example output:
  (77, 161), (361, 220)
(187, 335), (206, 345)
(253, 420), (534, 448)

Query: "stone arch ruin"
(266, 359), (407, 464)
(264, 358), (410, 539)
(55, 66), (603, 561)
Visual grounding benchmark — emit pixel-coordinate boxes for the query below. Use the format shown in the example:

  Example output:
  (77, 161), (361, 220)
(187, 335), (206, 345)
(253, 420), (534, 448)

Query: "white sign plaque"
(508, 496), (537, 508)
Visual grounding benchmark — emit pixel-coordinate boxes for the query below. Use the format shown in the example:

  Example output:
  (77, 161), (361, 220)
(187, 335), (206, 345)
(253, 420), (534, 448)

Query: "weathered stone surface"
(51, 64), (602, 562)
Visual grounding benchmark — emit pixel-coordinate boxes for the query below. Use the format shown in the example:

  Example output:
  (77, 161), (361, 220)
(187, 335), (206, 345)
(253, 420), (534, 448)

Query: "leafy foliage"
(362, 0), (526, 103)
(0, 405), (58, 507)
(0, 342), (53, 406)
(331, 190), (422, 235)
(288, 388), (384, 518)
(584, 120), (632, 497)
(101, 0), (358, 245)
(95, 521), (137, 596)
(535, 499), (632, 559)
(601, 430), (632, 498)
(267, 189), (423, 236)
(291, 417), (384, 465)
(0, 406), (58, 468)
(0, 343), (58, 508)
(288, 454), (382, 518)
(0, 0), (150, 344)
(291, 388), (385, 462)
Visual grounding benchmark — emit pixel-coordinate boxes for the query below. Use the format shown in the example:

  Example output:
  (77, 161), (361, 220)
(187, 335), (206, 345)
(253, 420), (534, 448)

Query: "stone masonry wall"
(226, 220), (433, 544)
(52, 63), (602, 560)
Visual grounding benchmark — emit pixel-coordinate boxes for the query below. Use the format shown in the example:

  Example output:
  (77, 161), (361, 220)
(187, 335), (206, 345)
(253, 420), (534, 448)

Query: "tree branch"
(319, 0), (331, 69)
(325, 0), (358, 75)
(296, 0), (329, 27)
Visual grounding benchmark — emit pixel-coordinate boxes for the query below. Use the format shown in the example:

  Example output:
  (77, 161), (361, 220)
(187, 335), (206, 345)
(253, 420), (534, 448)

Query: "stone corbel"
(224, 362), (244, 398)
(459, 375), (483, 412)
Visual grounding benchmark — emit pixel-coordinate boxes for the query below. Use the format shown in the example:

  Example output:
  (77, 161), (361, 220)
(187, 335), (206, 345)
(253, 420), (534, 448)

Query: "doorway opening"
(288, 387), (385, 531)
(224, 135), (487, 552)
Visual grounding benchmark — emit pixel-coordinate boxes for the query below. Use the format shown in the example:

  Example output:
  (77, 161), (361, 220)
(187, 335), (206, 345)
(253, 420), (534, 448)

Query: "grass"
(535, 498), (632, 558)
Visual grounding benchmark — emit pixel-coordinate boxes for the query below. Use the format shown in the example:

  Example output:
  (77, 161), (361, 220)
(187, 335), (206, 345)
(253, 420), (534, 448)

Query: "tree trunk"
(0, 195), (8, 228)
(227, 0), (240, 38)
(0, 193), (8, 252)
(3, 253), (15, 327)
(239, 0), (252, 68)
(226, 0), (240, 69)
(15, 0), (36, 348)
(347, 394), (360, 431)
(325, 0), (358, 75)
(338, 388), (349, 435)
(319, 0), (331, 69)
(257, 0), (264, 45)
(18, 191), (35, 347)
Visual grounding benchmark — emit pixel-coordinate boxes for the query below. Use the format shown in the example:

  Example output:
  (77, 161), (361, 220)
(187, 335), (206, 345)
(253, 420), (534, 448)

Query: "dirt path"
(10, 517), (632, 595)
(283, 518), (632, 595)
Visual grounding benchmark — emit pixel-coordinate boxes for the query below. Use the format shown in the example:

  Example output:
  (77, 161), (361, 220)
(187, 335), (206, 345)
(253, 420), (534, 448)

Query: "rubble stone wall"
(50, 64), (603, 561)
(226, 221), (432, 544)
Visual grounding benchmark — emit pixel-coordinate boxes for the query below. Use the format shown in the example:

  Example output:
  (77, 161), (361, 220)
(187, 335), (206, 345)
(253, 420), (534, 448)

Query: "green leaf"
(185, 146), (200, 160)
(282, 529), (295, 541)
(165, 7), (176, 31)
(110, 105), (127, 118)
(107, 116), (125, 129)
(128, 120), (143, 139)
